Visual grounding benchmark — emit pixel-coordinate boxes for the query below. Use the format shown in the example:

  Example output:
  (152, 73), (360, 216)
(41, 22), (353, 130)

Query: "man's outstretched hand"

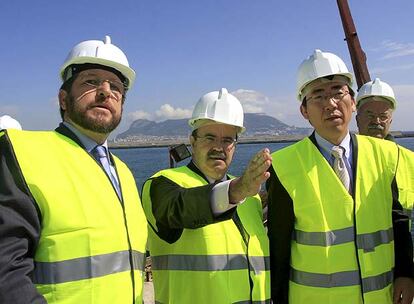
(229, 148), (272, 203)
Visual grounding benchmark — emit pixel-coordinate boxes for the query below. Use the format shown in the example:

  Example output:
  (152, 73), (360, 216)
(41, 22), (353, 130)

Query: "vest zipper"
(232, 212), (254, 303)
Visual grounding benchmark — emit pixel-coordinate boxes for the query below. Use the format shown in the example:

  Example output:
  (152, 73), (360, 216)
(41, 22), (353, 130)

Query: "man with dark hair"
(0, 36), (147, 303)
(267, 49), (413, 304)
(142, 88), (272, 303)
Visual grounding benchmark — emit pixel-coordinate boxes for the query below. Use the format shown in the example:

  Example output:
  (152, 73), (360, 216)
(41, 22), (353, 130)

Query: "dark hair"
(59, 75), (78, 119)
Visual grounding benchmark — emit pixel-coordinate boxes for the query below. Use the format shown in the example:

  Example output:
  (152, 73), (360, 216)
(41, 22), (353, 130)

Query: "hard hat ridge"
(0, 115), (22, 130)
(356, 78), (396, 109)
(189, 88), (245, 133)
(60, 35), (136, 89)
(297, 49), (353, 101)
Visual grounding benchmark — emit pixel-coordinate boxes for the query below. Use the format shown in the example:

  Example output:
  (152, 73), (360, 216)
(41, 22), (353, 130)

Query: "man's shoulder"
(355, 134), (398, 151)
(271, 137), (311, 157)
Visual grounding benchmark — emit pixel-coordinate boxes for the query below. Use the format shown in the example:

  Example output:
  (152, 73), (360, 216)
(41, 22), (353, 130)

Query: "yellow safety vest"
(272, 135), (399, 304)
(4, 129), (147, 303)
(142, 166), (270, 304)
(396, 145), (414, 229)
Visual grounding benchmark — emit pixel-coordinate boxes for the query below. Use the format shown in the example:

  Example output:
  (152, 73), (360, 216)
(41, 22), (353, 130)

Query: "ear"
(350, 96), (356, 112)
(300, 104), (309, 120)
(355, 113), (361, 128)
(59, 90), (68, 111)
(190, 134), (195, 148)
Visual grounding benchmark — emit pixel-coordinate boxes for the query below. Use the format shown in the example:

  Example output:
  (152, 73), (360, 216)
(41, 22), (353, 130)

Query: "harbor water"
(112, 137), (414, 239)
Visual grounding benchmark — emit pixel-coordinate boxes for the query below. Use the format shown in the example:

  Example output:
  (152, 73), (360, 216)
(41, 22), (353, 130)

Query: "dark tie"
(91, 145), (121, 197)
(331, 146), (350, 193)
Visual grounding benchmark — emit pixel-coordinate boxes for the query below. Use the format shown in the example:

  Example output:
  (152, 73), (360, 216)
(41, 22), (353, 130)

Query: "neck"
(321, 132), (348, 146)
(65, 119), (108, 144)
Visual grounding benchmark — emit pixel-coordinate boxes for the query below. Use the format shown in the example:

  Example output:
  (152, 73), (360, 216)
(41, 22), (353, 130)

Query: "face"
(190, 123), (238, 181)
(356, 98), (393, 139)
(300, 81), (356, 145)
(59, 69), (125, 137)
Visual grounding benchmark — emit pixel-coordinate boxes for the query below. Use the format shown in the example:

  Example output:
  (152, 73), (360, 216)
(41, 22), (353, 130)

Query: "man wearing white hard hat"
(356, 78), (396, 140)
(0, 115), (22, 130)
(141, 88), (272, 303)
(356, 79), (414, 248)
(266, 50), (413, 304)
(0, 36), (147, 303)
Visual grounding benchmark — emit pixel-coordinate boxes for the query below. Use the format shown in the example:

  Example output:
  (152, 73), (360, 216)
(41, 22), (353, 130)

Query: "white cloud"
(155, 104), (192, 121)
(386, 84), (414, 131)
(231, 89), (269, 113)
(127, 110), (152, 121)
(376, 40), (414, 60)
(123, 90), (309, 130)
(370, 63), (414, 74)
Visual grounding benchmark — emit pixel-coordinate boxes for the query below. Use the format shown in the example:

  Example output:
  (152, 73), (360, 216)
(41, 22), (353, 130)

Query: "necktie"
(91, 145), (121, 197)
(331, 146), (351, 192)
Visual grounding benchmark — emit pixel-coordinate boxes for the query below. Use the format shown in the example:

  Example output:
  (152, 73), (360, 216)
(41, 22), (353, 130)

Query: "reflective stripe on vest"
(33, 250), (145, 284)
(294, 227), (393, 251)
(152, 254), (269, 272)
(5, 130), (148, 303)
(143, 166), (270, 304)
(272, 136), (398, 303)
(291, 268), (393, 293)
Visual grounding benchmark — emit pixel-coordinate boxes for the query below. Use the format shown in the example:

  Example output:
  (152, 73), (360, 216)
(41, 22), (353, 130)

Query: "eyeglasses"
(363, 113), (392, 122)
(81, 77), (126, 100)
(307, 89), (350, 104)
(194, 134), (237, 150)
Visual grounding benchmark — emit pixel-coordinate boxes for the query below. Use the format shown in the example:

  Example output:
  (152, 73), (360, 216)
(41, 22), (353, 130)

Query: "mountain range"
(116, 113), (311, 141)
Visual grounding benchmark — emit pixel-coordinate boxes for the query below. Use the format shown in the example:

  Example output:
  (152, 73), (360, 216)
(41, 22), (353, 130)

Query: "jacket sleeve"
(266, 165), (294, 304)
(0, 133), (46, 303)
(392, 173), (414, 279)
(147, 175), (235, 243)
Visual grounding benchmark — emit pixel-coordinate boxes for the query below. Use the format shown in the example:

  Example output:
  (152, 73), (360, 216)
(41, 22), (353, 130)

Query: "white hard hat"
(356, 78), (396, 109)
(0, 115), (22, 130)
(189, 88), (245, 134)
(60, 35), (136, 89)
(297, 49), (353, 101)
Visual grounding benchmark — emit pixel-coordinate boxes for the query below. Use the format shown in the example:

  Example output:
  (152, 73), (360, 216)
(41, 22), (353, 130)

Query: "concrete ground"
(143, 282), (155, 304)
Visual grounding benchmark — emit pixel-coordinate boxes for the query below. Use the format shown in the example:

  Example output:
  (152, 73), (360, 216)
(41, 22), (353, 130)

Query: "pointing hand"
(229, 148), (272, 203)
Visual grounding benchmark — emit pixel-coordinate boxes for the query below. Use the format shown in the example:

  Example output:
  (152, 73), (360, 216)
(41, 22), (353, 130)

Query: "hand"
(229, 148), (272, 203)
(393, 277), (414, 304)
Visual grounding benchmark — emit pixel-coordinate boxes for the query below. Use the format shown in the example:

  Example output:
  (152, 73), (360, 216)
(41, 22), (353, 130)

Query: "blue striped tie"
(331, 146), (350, 193)
(92, 145), (121, 198)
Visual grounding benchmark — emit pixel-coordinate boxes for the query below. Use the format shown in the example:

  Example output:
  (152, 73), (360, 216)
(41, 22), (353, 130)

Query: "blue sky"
(1, 0), (413, 135)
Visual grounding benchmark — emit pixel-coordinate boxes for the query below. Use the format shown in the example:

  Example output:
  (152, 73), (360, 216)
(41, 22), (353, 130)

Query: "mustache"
(368, 124), (385, 131)
(208, 150), (227, 159)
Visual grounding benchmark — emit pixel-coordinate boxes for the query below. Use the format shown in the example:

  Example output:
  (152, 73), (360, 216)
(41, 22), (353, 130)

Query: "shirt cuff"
(211, 180), (244, 216)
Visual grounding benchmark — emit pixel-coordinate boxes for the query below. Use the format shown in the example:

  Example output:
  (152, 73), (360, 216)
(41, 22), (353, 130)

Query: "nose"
(96, 81), (111, 99)
(324, 97), (339, 110)
(372, 116), (382, 124)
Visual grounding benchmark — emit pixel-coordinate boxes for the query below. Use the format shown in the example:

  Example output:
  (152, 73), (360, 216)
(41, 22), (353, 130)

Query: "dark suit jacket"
(266, 132), (413, 303)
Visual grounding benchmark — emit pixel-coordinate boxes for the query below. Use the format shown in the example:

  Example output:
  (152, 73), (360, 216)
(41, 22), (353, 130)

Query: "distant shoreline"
(110, 136), (304, 149)
(109, 131), (414, 149)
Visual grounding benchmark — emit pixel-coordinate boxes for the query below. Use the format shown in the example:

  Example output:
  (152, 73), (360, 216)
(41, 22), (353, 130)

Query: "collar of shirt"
(314, 131), (351, 164)
(63, 121), (110, 159)
(191, 159), (228, 184)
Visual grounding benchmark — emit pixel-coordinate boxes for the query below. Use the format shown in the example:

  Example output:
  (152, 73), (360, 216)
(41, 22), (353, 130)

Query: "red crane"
(336, 0), (371, 89)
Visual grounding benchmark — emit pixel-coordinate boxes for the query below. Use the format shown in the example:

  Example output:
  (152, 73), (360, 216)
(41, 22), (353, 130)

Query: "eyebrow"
(365, 110), (391, 115)
(311, 84), (345, 94)
(79, 72), (121, 82)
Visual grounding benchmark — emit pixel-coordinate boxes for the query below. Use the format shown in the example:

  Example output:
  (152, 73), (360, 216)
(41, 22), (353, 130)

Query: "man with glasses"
(356, 78), (396, 141)
(0, 36), (148, 303)
(141, 88), (272, 303)
(266, 50), (413, 304)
